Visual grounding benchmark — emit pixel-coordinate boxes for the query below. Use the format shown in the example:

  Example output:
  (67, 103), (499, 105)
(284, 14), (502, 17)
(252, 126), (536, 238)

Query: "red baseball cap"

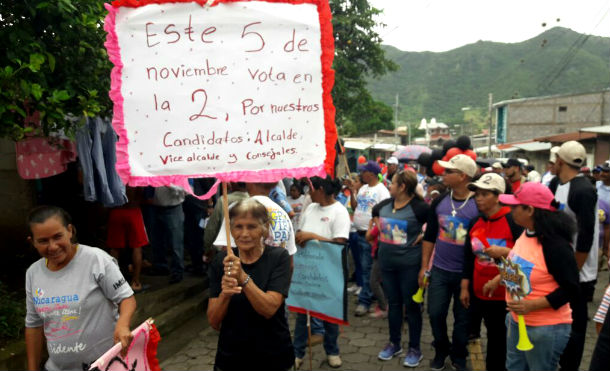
(498, 182), (558, 211)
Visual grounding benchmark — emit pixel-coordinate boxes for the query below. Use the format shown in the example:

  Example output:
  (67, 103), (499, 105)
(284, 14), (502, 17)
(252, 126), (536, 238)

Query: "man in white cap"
(491, 162), (503, 174)
(419, 154), (479, 371)
(542, 146), (560, 187)
(551, 141), (599, 371)
(383, 156), (401, 188)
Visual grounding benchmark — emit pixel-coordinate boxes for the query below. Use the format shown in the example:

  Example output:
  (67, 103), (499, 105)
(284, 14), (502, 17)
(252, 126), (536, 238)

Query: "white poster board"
(104, 0), (336, 187)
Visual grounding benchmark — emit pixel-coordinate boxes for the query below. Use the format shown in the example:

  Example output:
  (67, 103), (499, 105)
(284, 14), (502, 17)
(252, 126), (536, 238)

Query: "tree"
(341, 93), (393, 136)
(0, 0), (110, 140)
(330, 0), (398, 135)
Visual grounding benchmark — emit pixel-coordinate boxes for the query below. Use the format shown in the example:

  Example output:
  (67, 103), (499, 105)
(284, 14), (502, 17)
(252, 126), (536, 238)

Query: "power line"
(541, 1), (610, 89)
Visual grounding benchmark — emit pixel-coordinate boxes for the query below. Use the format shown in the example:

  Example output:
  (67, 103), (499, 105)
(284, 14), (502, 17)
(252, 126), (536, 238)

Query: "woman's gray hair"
(229, 198), (270, 229)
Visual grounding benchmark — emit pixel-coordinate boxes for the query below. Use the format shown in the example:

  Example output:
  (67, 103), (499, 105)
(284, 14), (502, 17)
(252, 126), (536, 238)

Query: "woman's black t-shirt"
(209, 245), (294, 370)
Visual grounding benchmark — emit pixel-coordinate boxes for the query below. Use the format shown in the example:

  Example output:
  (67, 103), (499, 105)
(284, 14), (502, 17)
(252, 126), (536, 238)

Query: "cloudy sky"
(368, 0), (610, 52)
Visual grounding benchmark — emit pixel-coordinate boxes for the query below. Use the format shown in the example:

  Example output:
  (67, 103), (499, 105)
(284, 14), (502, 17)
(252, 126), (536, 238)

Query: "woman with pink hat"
(483, 182), (581, 371)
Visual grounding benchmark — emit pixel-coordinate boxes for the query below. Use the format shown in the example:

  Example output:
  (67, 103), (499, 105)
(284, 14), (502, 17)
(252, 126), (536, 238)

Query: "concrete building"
(493, 90), (610, 144)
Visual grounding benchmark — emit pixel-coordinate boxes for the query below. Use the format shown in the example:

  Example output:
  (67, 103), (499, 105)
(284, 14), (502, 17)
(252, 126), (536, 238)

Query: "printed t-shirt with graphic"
(463, 207), (522, 301)
(352, 183), (390, 231)
(423, 193), (478, 273)
(554, 175), (599, 283)
(25, 245), (134, 371)
(375, 198), (429, 270)
(213, 195), (297, 255)
(298, 201), (350, 241)
(505, 233), (572, 326)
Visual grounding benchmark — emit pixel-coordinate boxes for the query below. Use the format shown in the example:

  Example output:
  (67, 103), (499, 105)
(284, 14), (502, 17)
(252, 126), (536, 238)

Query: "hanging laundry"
(76, 117), (127, 207)
(15, 137), (77, 180)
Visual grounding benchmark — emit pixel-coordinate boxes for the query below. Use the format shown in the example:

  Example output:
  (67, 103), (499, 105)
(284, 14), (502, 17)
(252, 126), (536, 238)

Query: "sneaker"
(354, 304), (368, 317)
(430, 354), (447, 371)
(294, 357), (303, 370)
(378, 342), (403, 361)
(403, 348), (423, 367)
(368, 307), (388, 319)
(354, 286), (362, 296)
(347, 284), (360, 294)
(327, 355), (342, 368)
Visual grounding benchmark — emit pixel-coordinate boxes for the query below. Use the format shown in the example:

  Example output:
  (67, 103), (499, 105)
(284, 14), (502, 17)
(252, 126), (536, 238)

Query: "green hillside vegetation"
(367, 27), (610, 134)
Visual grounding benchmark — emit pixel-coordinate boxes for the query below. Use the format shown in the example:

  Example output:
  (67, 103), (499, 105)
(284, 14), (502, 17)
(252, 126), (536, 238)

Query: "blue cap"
(357, 160), (382, 174)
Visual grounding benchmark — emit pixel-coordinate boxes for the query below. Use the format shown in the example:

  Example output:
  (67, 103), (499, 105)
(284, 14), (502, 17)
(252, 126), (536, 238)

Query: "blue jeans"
(356, 234), (373, 307)
(151, 204), (185, 278)
(505, 314), (570, 371)
(427, 266), (469, 367)
(293, 314), (339, 358)
(348, 232), (363, 287)
(381, 265), (422, 349)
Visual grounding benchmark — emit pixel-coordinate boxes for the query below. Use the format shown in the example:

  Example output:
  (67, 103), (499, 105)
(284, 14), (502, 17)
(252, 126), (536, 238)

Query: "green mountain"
(367, 27), (610, 131)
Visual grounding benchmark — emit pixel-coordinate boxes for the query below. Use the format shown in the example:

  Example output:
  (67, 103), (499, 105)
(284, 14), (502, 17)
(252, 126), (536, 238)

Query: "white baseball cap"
(387, 156), (399, 165)
(549, 146), (560, 163)
(468, 172), (506, 193)
(438, 154), (477, 178)
(557, 141), (586, 167)
(492, 162), (503, 169)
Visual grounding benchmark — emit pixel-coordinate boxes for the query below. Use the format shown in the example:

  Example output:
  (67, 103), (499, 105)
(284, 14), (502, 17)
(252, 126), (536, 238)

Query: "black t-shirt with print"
(209, 245), (294, 370)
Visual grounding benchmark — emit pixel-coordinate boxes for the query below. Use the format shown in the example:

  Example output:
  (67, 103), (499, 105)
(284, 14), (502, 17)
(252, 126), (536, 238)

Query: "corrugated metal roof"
(372, 143), (400, 151)
(534, 132), (597, 142)
(513, 142), (552, 152)
(343, 141), (371, 150)
(492, 89), (609, 108)
(580, 125), (610, 134)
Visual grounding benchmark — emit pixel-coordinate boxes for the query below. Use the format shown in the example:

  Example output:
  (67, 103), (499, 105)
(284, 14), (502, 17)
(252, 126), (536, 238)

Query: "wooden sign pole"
(222, 182), (234, 257)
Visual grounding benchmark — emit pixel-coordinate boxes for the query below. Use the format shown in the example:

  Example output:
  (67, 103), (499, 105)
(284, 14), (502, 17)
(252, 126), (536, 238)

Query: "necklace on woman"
(449, 190), (473, 217)
(393, 195), (413, 213)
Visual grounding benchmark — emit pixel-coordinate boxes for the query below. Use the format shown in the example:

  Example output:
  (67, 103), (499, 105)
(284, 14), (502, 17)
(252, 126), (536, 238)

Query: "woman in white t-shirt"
(293, 176), (351, 369)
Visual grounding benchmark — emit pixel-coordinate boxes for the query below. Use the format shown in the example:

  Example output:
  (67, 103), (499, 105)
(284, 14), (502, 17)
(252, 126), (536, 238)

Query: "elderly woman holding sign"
(207, 198), (294, 371)
(483, 183), (580, 371)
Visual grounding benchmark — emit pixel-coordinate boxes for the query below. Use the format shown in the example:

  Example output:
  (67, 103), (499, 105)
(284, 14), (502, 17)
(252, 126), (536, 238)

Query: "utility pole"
(394, 93), (399, 150)
(487, 93), (493, 156)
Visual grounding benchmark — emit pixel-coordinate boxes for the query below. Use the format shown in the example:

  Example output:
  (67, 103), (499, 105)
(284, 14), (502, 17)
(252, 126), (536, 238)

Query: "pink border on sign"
(103, 0), (336, 192)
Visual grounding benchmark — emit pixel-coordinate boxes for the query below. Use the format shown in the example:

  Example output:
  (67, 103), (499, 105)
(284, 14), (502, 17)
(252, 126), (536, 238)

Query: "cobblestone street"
(161, 271), (608, 371)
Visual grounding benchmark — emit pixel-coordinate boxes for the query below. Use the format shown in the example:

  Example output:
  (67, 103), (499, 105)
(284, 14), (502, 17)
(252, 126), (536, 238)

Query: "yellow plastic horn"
(516, 314), (534, 351)
(412, 276), (428, 303)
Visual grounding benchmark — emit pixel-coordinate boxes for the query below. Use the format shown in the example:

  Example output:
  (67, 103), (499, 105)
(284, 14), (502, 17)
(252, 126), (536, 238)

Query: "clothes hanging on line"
(76, 117), (127, 207)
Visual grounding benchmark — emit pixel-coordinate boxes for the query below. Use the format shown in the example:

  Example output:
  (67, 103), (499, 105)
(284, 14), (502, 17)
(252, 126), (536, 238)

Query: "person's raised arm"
(26, 327), (44, 371)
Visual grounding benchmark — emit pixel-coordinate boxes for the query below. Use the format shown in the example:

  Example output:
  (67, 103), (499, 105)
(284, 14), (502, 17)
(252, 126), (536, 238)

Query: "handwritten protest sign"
(89, 320), (161, 371)
(286, 240), (348, 325)
(104, 0), (336, 189)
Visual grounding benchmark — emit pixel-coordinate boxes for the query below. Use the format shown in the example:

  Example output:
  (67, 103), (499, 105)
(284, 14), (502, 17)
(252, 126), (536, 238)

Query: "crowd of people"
(23, 139), (610, 371)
